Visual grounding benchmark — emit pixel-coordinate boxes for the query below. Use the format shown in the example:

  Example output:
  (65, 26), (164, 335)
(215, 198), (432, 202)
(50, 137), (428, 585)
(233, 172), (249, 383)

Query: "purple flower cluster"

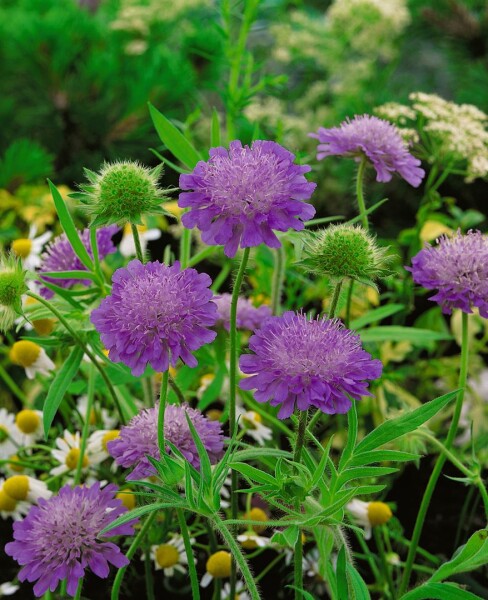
(108, 403), (225, 479)
(91, 260), (218, 376)
(310, 115), (425, 187)
(214, 293), (272, 331)
(239, 312), (382, 419)
(409, 230), (488, 317)
(178, 140), (316, 258)
(38, 226), (118, 298)
(5, 483), (134, 597)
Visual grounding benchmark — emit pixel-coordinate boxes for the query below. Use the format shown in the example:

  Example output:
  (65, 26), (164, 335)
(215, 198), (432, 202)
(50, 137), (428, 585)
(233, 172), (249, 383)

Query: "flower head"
(9, 341), (55, 380)
(91, 260), (218, 376)
(310, 114), (425, 187)
(178, 140), (316, 258)
(38, 226), (118, 298)
(236, 407), (273, 446)
(0, 409), (22, 460)
(214, 294), (272, 331)
(5, 482), (135, 597)
(2, 475), (51, 503)
(409, 230), (488, 317)
(239, 311), (382, 419)
(108, 403), (225, 479)
(0, 254), (27, 333)
(145, 534), (195, 577)
(201, 551), (232, 587)
(347, 499), (393, 539)
(11, 225), (52, 271)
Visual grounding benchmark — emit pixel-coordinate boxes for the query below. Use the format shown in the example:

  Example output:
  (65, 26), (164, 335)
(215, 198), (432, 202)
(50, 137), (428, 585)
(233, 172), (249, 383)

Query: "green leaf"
(100, 501), (184, 535)
(347, 198), (389, 224)
(336, 545), (348, 598)
(211, 108), (221, 147)
(346, 563), (371, 600)
(228, 462), (277, 486)
(350, 304), (405, 330)
(429, 529), (488, 582)
(349, 450), (420, 467)
(48, 180), (93, 270)
(339, 402), (358, 470)
(148, 103), (202, 170)
(355, 390), (458, 454)
(336, 466), (399, 489)
(359, 326), (452, 344)
(184, 412), (212, 488)
(40, 270), (98, 282)
(286, 586), (316, 600)
(43, 345), (84, 437)
(401, 582), (483, 600)
(270, 525), (300, 548)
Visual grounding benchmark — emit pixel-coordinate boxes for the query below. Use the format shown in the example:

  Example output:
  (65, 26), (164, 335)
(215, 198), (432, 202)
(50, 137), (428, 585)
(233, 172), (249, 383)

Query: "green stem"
(254, 553), (284, 583)
(213, 513), (261, 600)
(328, 280), (343, 319)
(356, 156), (369, 231)
(344, 279), (354, 328)
(73, 579), (83, 600)
(142, 376), (153, 407)
(74, 365), (95, 486)
(169, 375), (184, 405)
(157, 370), (169, 457)
(293, 409), (308, 465)
(176, 508), (200, 600)
(131, 224), (145, 263)
(271, 246), (286, 315)
(26, 291), (126, 425)
(111, 512), (158, 600)
(292, 409), (308, 600)
(188, 245), (216, 268)
(211, 261), (232, 293)
(180, 226), (191, 269)
(399, 311), (469, 595)
(144, 547), (155, 600)
(355, 529), (382, 584)
(0, 363), (29, 404)
(374, 527), (395, 600)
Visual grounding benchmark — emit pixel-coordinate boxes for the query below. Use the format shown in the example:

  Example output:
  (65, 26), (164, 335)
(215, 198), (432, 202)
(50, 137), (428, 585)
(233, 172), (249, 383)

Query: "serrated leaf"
(43, 345), (84, 437)
(355, 390), (458, 454)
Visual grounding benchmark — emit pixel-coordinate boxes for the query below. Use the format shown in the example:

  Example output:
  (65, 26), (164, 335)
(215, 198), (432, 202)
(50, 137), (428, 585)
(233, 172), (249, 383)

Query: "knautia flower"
(214, 293), (272, 331)
(119, 222), (161, 257)
(9, 341), (55, 380)
(0, 409), (22, 460)
(11, 225), (52, 271)
(5, 482), (135, 597)
(310, 115), (425, 187)
(201, 551), (232, 587)
(144, 534), (195, 577)
(0, 254), (27, 333)
(107, 403), (225, 479)
(38, 226), (118, 298)
(76, 161), (173, 227)
(2, 475), (51, 504)
(409, 230), (488, 317)
(239, 311), (382, 419)
(91, 260), (218, 376)
(300, 224), (391, 287)
(178, 140), (316, 258)
(347, 499), (393, 539)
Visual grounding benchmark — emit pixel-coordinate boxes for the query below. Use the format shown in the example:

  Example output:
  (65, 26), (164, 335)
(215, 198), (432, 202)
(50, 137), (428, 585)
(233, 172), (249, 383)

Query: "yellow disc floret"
(243, 507), (268, 533)
(206, 551), (232, 579)
(0, 489), (17, 512)
(65, 448), (89, 470)
(367, 501), (393, 526)
(3, 475), (29, 501)
(10, 341), (41, 368)
(102, 430), (120, 451)
(11, 238), (33, 259)
(16, 409), (41, 434)
(155, 544), (180, 568)
(116, 489), (136, 511)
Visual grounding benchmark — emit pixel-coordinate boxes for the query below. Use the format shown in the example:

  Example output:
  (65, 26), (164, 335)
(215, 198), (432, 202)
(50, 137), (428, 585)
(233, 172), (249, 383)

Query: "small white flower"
(15, 409), (43, 445)
(1, 475), (51, 503)
(236, 406), (272, 446)
(0, 409), (22, 460)
(0, 581), (20, 596)
(221, 582), (250, 600)
(87, 429), (120, 464)
(11, 225), (52, 271)
(346, 499), (393, 539)
(76, 395), (118, 430)
(9, 341), (55, 379)
(237, 532), (270, 549)
(50, 430), (93, 477)
(144, 534), (195, 577)
(119, 223), (161, 257)
(0, 478), (31, 521)
(201, 550), (232, 588)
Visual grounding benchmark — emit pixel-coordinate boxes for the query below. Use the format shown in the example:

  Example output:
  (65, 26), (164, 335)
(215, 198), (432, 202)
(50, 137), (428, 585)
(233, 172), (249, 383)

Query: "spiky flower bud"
(300, 224), (391, 287)
(75, 161), (173, 227)
(0, 255), (27, 333)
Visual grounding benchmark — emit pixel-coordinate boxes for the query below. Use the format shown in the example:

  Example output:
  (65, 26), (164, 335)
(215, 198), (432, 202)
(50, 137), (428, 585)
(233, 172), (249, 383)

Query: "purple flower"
(214, 293), (272, 331)
(409, 230), (488, 317)
(38, 226), (118, 298)
(108, 403), (225, 479)
(239, 311), (382, 419)
(178, 140), (316, 258)
(5, 483), (135, 597)
(91, 260), (218, 376)
(310, 115), (425, 187)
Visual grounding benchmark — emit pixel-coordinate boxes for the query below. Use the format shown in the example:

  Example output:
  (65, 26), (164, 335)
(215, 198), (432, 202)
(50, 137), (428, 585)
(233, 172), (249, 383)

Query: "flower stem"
(180, 226), (191, 269)
(229, 247), (251, 598)
(398, 311), (470, 595)
(131, 224), (145, 263)
(271, 245), (286, 315)
(328, 279), (343, 319)
(176, 509), (200, 600)
(74, 365), (95, 486)
(374, 527), (395, 599)
(344, 279), (354, 328)
(157, 370), (169, 458)
(111, 512), (157, 600)
(0, 363), (28, 404)
(74, 579), (83, 600)
(292, 408), (308, 600)
(356, 156), (369, 231)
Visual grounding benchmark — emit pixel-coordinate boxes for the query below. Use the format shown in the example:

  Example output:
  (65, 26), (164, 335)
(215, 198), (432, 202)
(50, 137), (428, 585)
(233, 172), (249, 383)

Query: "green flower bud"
(0, 254), (27, 333)
(300, 224), (391, 286)
(75, 161), (174, 227)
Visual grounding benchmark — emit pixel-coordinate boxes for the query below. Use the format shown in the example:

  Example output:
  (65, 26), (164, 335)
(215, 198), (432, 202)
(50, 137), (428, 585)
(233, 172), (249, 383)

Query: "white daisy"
(1, 475), (51, 503)
(221, 582), (250, 600)
(236, 406), (272, 445)
(145, 534), (195, 577)
(50, 430), (93, 477)
(201, 551), (232, 588)
(11, 225), (52, 271)
(346, 499), (393, 540)
(87, 429), (120, 464)
(0, 581), (20, 597)
(9, 341), (55, 379)
(76, 395), (118, 430)
(119, 223), (161, 257)
(0, 479), (30, 520)
(0, 409), (22, 460)
(15, 409), (43, 445)
(237, 532), (270, 550)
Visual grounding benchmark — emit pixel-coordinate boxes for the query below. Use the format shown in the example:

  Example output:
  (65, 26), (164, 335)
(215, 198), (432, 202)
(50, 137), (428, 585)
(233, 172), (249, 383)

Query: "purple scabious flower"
(239, 311), (382, 419)
(91, 260), (218, 376)
(107, 403), (225, 479)
(409, 230), (488, 317)
(214, 293), (272, 331)
(38, 226), (118, 298)
(5, 482), (135, 598)
(178, 140), (317, 258)
(310, 115), (425, 187)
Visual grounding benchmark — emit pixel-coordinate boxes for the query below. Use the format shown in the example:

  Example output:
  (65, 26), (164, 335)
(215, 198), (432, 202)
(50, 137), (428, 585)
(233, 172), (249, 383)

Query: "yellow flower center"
(65, 448), (88, 470)
(16, 409), (41, 434)
(102, 430), (120, 451)
(0, 489), (17, 512)
(206, 409), (223, 421)
(11, 238), (33, 258)
(155, 544), (180, 568)
(367, 502), (393, 526)
(243, 507), (268, 533)
(242, 411), (262, 429)
(206, 551), (232, 579)
(0, 425), (9, 444)
(3, 475), (29, 501)
(10, 340), (41, 368)
(116, 489), (136, 511)
(8, 455), (24, 473)
(123, 223), (148, 235)
(33, 318), (55, 336)
(163, 201), (183, 218)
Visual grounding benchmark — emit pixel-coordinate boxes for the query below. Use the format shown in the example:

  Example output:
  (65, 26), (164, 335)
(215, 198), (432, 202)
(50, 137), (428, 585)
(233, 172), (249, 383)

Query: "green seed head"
(301, 224), (391, 285)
